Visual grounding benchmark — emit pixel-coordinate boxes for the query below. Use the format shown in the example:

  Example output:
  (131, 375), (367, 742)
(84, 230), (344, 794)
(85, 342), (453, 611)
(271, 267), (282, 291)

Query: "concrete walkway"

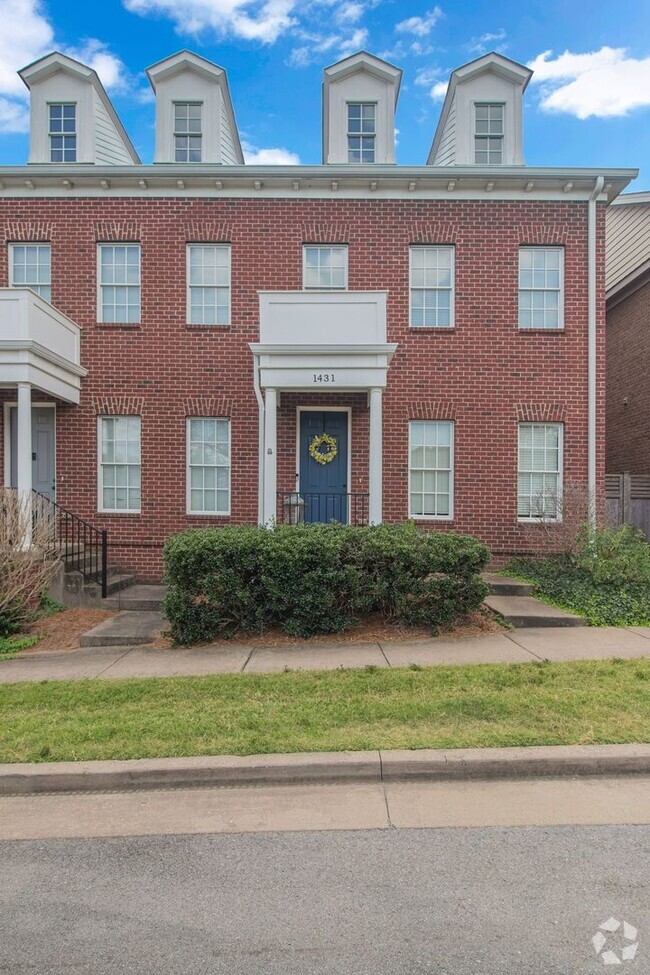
(1, 625), (649, 683)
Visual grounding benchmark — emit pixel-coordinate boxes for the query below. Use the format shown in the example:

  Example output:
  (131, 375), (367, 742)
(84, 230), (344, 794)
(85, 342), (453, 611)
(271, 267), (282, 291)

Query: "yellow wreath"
(309, 433), (338, 465)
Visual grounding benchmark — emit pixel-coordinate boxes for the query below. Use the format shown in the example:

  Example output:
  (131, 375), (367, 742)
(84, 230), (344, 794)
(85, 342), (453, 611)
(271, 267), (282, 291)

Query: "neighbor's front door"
(9, 406), (56, 501)
(299, 410), (348, 523)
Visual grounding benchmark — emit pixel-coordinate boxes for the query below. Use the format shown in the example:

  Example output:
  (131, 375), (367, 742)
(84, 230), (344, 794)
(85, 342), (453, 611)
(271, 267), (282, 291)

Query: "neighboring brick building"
(0, 49), (636, 581)
(606, 193), (650, 473)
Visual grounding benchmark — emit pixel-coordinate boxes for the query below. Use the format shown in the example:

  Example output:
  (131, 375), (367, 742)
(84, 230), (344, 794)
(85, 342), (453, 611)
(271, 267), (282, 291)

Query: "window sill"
(98, 510), (141, 516)
(409, 326), (456, 333)
(517, 327), (565, 334)
(410, 515), (454, 522)
(97, 322), (141, 330)
(185, 323), (231, 329)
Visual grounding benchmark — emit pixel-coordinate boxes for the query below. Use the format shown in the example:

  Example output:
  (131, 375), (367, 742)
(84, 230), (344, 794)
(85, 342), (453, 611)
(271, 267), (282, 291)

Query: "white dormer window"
(474, 103), (503, 164)
(174, 102), (202, 162)
(49, 103), (76, 162)
(347, 103), (375, 163)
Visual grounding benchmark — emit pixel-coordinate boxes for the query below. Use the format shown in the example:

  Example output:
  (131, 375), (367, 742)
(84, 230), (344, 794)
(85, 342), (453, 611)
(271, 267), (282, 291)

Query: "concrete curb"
(1, 744), (649, 796)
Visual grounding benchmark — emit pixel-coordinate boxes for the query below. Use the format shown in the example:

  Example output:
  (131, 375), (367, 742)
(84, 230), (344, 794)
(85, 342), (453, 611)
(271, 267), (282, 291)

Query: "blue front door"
(299, 410), (348, 523)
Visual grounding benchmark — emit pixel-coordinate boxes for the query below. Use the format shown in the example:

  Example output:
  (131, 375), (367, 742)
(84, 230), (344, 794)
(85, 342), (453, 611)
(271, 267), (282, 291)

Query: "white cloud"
(395, 6), (442, 37)
(123, 0), (299, 44)
(242, 141), (300, 164)
(467, 27), (507, 56)
(528, 46), (650, 119)
(0, 0), (127, 133)
(415, 66), (444, 87)
(287, 24), (368, 66)
(415, 66), (447, 101)
(335, 2), (364, 24)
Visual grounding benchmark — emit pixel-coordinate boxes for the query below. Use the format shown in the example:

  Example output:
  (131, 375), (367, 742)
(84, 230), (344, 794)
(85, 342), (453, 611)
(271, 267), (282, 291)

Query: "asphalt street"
(1, 821), (648, 975)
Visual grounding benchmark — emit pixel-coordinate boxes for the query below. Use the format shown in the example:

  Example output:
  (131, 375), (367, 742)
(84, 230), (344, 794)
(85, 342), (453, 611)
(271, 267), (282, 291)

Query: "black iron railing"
(277, 491), (369, 526)
(32, 491), (108, 598)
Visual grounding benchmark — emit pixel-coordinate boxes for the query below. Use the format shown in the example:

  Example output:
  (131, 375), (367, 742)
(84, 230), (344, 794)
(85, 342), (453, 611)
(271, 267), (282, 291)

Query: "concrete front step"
(102, 584), (167, 611)
(484, 594), (585, 628)
(80, 611), (164, 647)
(482, 573), (535, 597)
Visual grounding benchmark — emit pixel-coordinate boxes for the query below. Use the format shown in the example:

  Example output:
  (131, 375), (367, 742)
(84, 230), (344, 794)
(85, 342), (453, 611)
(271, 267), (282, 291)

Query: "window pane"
(409, 421), (453, 518)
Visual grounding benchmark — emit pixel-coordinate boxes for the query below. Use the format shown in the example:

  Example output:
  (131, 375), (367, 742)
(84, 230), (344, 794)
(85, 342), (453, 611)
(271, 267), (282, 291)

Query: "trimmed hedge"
(164, 523), (490, 644)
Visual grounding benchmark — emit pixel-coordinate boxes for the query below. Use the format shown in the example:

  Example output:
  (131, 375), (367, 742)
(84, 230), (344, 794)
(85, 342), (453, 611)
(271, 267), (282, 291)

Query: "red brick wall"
(0, 197), (605, 579)
(606, 276), (650, 473)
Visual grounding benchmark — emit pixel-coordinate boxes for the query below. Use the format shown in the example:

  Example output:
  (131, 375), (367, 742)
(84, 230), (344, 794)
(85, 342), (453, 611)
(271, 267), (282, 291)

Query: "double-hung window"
(347, 103), (375, 162)
(518, 423), (563, 520)
(49, 103), (76, 162)
(98, 244), (141, 323)
(303, 245), (347, 290)
(410, 246), (454, 327)
(174, 103), (202, 162)
(187, 418), (231, 515)
(474, 103), (503, 164)
(98, 416), (141, 513)
(9, 244), (51, 302)
(187, 245), (230, 324)
(518, 247), (564, 329)
(409, 420), (454, 519)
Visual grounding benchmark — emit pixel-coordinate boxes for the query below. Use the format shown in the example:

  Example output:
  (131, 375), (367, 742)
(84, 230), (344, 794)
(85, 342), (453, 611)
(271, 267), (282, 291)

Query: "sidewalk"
(1, 624), (649, 683)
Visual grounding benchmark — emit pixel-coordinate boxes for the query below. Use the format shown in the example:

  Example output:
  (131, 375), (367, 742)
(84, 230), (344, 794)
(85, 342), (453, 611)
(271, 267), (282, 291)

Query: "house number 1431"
(313, 373), (335, 383)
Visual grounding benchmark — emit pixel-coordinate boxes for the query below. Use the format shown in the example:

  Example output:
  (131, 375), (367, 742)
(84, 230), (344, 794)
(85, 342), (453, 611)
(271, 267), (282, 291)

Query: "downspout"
(587, 175), (604, 527)
(252, 352), (265, 525)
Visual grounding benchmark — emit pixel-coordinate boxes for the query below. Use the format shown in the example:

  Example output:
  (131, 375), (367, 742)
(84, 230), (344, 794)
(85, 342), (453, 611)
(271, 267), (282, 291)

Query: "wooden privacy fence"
(606, 473), (650, 538)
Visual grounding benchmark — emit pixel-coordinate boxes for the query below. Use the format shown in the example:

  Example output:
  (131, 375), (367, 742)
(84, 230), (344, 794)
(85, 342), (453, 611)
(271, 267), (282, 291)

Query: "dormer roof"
(19, 51), (140, 165)
(428, 52), (532, 166)
(322, 51), (402, 165)
(146, 50), (243, 165)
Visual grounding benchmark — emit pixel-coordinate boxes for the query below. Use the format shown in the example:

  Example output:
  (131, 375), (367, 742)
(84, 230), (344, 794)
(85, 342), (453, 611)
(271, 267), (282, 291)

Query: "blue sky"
(0, 0), (649, 187)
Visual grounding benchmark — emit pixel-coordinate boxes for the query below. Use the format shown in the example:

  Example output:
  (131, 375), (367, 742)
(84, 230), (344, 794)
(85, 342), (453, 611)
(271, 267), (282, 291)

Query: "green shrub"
(164, 523), (490, 644)
(572, 524), (650, 585)
(508, 524), (650, 626)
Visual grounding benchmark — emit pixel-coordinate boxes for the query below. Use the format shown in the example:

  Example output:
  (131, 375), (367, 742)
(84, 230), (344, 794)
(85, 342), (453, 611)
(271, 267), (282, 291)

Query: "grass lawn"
(1, 659), (649, 764)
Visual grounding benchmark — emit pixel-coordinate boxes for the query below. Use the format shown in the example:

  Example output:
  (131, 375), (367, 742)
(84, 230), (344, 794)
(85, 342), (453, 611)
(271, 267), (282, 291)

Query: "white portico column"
(263, 387), (278, 525)
(368, 387), (383, 524)
(16, 382), (33, 548)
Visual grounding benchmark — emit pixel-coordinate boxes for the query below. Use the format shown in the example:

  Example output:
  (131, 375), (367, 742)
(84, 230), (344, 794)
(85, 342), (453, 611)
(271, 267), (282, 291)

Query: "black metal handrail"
(32, 491), (108, 598)
(277, 491), (369, 526)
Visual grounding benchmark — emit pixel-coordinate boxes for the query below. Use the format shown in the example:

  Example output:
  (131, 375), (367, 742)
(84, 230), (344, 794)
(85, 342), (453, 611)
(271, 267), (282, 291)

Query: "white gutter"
(252, 352), (265, 525)
(588, 175), (605, 526)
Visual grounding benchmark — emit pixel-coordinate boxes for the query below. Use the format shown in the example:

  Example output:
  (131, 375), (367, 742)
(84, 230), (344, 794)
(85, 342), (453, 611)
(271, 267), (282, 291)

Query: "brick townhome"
(606, 192), (650, 473)
(0, 49), (636, 582)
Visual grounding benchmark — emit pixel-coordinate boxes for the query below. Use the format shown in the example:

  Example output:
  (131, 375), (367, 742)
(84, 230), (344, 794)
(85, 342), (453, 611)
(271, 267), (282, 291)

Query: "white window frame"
(302, 245), (348, 290)
(174, 102), (202, 163)
(186, 417), (231, 516)
(474, 102), (504, 164)
(408, 420), (454, 521)
(518, 247), (565, 330)
(97, 243), (141, 324)
(409, 246), (455, 328)
(347, 102), (376, 163)
(9, 243), (52, 302)
(97, 416), (141, 514)
(186, 244), (231, 325)
(48, 102), (76, 163)
(517, 422), (564, 522)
